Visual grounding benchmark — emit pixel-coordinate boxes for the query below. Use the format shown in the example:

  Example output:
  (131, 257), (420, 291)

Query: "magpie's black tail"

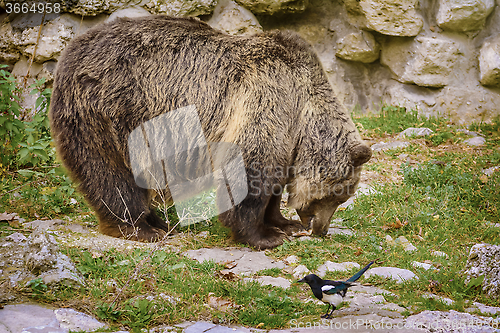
(347, 260), (375, 282)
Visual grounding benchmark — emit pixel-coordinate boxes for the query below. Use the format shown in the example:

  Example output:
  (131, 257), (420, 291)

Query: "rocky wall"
(1, 0), (500, 123)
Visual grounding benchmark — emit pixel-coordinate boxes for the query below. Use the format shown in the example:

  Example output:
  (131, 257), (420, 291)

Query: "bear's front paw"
(247, 227), (286, 250)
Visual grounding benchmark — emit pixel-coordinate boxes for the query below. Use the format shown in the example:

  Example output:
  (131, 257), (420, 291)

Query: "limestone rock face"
(20, 16), (75, 63)
(61, 0), (131, 16)
(479, 36), (500, 86)
(359, 0), (424, 36)
(464, 243), (500, 299)
(336, 31), (380, 63)
(145, 0), (217, 16)
(436, 0), (496, 32)
(234, 0), (308, 15)
(208, 0), (263, 35)
(382, 37), (462, 88)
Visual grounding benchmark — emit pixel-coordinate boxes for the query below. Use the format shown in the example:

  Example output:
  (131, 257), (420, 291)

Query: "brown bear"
(49, 15), (371, 250)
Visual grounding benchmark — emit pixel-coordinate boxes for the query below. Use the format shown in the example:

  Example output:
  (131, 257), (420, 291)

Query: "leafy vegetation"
(1, 70), (499, 330)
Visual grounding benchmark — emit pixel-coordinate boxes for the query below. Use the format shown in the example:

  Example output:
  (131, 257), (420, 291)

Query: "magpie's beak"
(297, 278), (305, 283)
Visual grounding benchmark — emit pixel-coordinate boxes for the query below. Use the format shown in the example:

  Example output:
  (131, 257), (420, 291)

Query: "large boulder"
(144, 0), (218, 16)
(479, 36), (500, 87)
(381, 36), (462, 88)
(436, 0), (495, 32)
(359, 0), (424, 37)
(61, 0), (132, 16)
(208, 0), (263, 35)
(336, 31), (380, 63)
(234, 0), (309, 15)
(464, 243), (500, 299)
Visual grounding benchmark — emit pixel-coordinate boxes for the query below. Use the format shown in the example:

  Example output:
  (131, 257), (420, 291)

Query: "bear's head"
(286, 67), (372, 235)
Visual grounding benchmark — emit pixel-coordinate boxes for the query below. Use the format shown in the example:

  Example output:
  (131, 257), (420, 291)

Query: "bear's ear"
(350, 144), (372, 167)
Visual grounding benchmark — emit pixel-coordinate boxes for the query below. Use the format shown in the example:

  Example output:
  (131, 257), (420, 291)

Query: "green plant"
(0, 66), (53, 169)
(26, 277), (48, 294)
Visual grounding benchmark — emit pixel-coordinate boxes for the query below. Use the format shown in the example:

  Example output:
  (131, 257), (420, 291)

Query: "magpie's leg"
(320, 304), (331, 318)
(324, 306), (336, 319)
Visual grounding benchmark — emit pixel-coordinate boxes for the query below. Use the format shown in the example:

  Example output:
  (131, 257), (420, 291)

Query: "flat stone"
(55, 308), (107, 331)
(371, 141), (410, 152)
(431, 250), (449, 258)
(464, 137), (486, 146)
(24, 219), (65, 230)
(184, 321), (216, 333)
(364, 267), (418, 283)
(316, 261), (360, 278)
(411, 261), (435, 271)
(293, 265), (310, 279)
(405, 310), (498, 332)
(284, 255), (299, 264)
(398, 127), (434, 138)
(327, 226), (355, 237)
(422, 292), (455, 306)
(244, 276), (291, 289)
(185, 248), (284, 276)
(395, 236), (417, 252)
(471, 302), (500, 315)
(0, 304), (60, 333)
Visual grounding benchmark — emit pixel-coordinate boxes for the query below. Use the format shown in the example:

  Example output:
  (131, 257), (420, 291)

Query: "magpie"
(298, 260), (375, 319)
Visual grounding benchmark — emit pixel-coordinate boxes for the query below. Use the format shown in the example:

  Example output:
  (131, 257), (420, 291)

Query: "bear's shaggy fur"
(49, 16), (371, 249)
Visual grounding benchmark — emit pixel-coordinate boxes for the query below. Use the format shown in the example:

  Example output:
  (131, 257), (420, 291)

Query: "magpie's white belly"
(322, 293), (343, 307)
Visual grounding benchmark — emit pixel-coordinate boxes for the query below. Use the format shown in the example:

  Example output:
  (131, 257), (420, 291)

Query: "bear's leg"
(78, 168), (168, 242)
(219, 194), (288, 250)
(264, 194), (304, 236)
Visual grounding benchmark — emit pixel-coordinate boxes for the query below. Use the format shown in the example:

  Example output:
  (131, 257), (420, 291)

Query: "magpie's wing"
(321, 281), (355, 295)
(347, 260), (375, 283)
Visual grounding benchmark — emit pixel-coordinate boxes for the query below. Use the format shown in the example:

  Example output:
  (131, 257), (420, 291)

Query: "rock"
(371, 141), (410, 152)
(364, 267), (418, 283)
(479, 37), (500, 87)
(185, 248), (285, 276)
(359, 0), (424, 37)
(422, 292), (455, 305)
(61, 0), (130, 16)
(436, 0), (495, 32)
(5, 232), (27, 243)
(244, 276), (291, 289)
(105, 6), (152, 22)
(55, 308), (107, 332)
(292, 264), (310, 279)
(316, 261), (360, 278)
(398, 127), (434, 138)
(431, 250), (449, 258)
(336, 31), (380, 63)
(456, 128), (482, 137)
(396, 236), (417, 252)
(284, 255), (299, 264)
(483, 166), (500, 176)
(405, 310), (499, 332)
(382, 36), (462, 88)
(464, 243), (500, 299)
(234, 0), (308, 15)
(24, 219), (65, 231)
(464, 136), (486, 146)
(412, 261), (435, 271)
(385, 235), (396, 246)
(208, 0), (263, 36)
(469, 302), (500, 315)
(145, 0), (217, 16)
(335, 292), (406, 318)
(327, 225), (355, 237)
(19, 16), (76, 63)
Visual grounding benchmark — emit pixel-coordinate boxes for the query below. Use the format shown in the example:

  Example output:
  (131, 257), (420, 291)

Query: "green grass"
(2, 105), (500, 330)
